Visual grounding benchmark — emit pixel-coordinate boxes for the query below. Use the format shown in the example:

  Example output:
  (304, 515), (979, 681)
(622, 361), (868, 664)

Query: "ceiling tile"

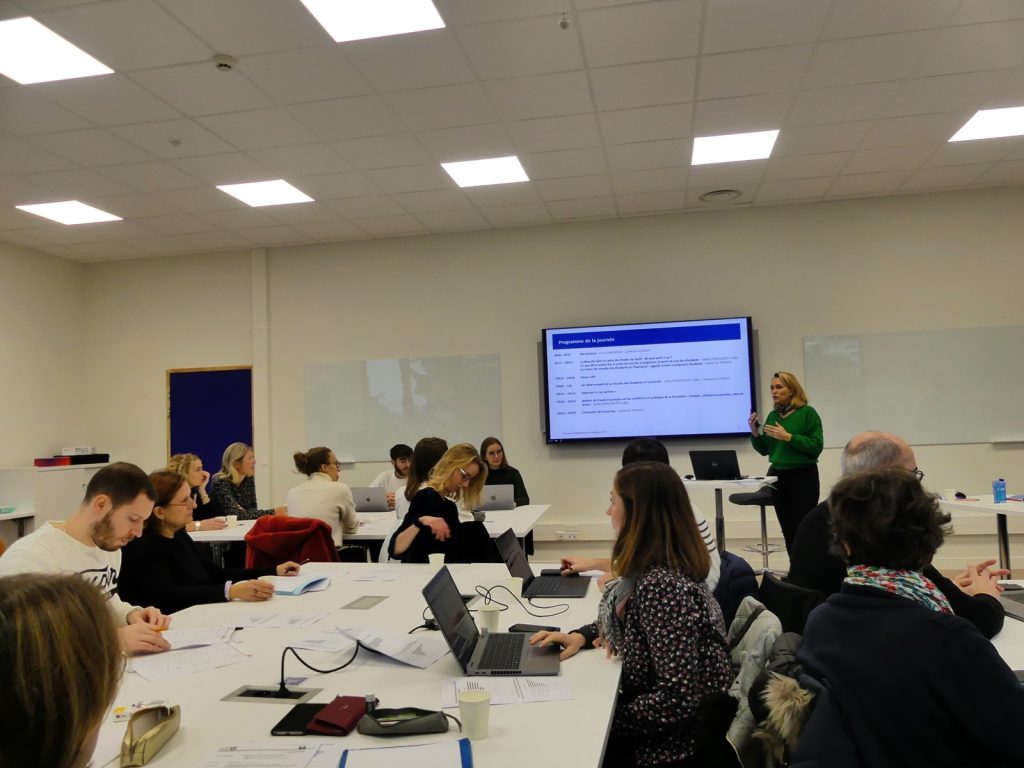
(343, 29), (475, 92)
(535, 174), (612, 200)
(28, 168), (135, 198)
(913, 20), (1024, 76)
(774, 122), (874, 156)
(333, 135), (434, 170)
(384, 83), (499, 131)
(825, 170), (912, 198)
(233, 225), (306, 245)
(33, 75), (181, 126)
(755, 177), (832, 204)
(687, 160), (766, 187)
(605, 139), (688, 172)
(520, 147), (608, 179)
(693, 93), (791, 135)
(130, 64), (273, 116)
(611, 167), (688, 195)
(788, 82), (901, 127)
(417, 124), (515, 163)
(579, 0), (702, 67)
(822, 0), (959, 39)
(30, 129), (153, 166)
(508, 114), (602, 153)
(123, 235), (197, 255)
(86, 193), (177, 218)
(974, 158), (1024, 184)
(949, 0), (1024, 24)
(433, 0), (561, 26)
(598, 104), (693, 145)
(247, 144), (350, 178)
(924, 137), (1022, 167)
(702, 0), (830, 53)
(289, 219), (367, 241)
(698, 45), (814, 100)
(178, 229), (255, 249)
(900, 163), (988, 190)
(0, 87), (93, 135)
(170, 152), (274, 185)
(288, 96), (407, 141)
(110, 119), (235, 158)
(883, 72), (1008, 117)
(393, 188), (473, 213)
(616, 189), (688, 214)
(591, 60), (696, 111)
(456, 16), (584, 79)
(194, 206), (278, 229)
(860, 113), (968, 148)
(844, 145), (935, 174)
(131, 213), (213, 235)
(461, 183), (543, 207)
(0, 138), (75, 175)
(547, 196), (617, 220)
(478, 203), (552, 227)
(197, 109), (320, 150)
(415, 208), (490, 232)
(485, 71), (594, 120)
(351, 215), (427, 237)
(158, 0), (328, 55)
(803, 32), (933, 89)
(238, 46), (371, 104)
(150, 185), (239, 212)
(323, 196), (406, 219)
(363, 164), (453, 194)
(262, 202), (339, 225)
(764, 151), (853, 181)
(981, 69), (1024, 107)
(293, 172), (381, 200)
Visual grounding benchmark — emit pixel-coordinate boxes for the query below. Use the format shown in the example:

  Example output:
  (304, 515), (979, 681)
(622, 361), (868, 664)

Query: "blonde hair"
(427, 443), (488, 510)
(167, 452), (199, 480)
(0, 573), (122, 768)
(214, 442), (252, 486)
(773, 371), (809, 408)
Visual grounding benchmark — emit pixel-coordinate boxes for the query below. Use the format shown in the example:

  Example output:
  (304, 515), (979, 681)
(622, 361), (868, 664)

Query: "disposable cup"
(458, 690), (491, 739)
(476, 604), (500, 633)
(505, 576), (523, 597)
(428, 552), (445, 570)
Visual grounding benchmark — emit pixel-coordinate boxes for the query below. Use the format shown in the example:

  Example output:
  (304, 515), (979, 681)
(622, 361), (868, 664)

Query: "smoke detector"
(212, 54), (237, 72)
(699, 189), (743, 204)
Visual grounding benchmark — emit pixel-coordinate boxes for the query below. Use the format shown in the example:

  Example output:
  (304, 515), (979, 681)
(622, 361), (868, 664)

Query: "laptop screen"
(496, 528), (534, 581)
(422, 567), (479, 670)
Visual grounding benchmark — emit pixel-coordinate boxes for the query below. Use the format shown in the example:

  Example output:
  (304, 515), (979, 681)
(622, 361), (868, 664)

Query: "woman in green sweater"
(748, 371), (823, 554)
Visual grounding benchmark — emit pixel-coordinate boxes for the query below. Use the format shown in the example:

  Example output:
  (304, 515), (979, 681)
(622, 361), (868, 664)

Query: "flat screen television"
(542, 317), (756, 443)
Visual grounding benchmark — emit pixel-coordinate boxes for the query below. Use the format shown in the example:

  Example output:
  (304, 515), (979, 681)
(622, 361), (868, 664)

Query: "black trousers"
(769, 464), (820, 555)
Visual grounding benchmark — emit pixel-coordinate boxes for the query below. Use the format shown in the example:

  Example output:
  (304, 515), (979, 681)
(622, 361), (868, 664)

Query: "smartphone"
(508, 623), (559, 633)
(271, 703), (323, 736)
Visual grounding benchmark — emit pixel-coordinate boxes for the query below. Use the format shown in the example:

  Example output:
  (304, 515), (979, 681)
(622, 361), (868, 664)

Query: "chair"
(729, 487), (784, 575)
(378, 519), (404, 563)
(244, 516), (339, 568)
(757, 572), (824, 635)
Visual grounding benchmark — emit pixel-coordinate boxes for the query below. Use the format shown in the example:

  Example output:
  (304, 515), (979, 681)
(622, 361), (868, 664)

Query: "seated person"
(395, 437), (448, 520)
(0, 573), (124, 768)
(167, 452), (226, 532)
(794, 468), (1024, 767)
(531, 462), (732, 767)
(560, 437), (721, 591)
(120, 471), (300, 614)
(788, 430), (1005, 638)
(286, 446), (358, 547)
(209, 442), (287, 520)
(480, 437), (530, 506)
(388, 443), (493, 563)
(370, 443), (412, 510)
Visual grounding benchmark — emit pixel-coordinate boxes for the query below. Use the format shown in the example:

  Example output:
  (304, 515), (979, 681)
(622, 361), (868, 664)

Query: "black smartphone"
(508, 623), (559, 633)
(271, 703), (323, 736)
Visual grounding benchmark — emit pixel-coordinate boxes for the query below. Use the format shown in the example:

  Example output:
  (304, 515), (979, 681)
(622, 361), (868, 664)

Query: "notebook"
(351, 486), (390, 512)
(473, 484), (515, 512)
(421, 566), (560, 677)
(689, 450), (746, 481)
(495, 528), (590, 598)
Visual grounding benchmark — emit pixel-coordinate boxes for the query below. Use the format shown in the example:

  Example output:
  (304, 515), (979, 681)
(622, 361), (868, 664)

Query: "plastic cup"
(476, 604), (500, 633)
(458, 690), (491, 739)
(428, 552), (445, 570)
(505, 576), (523, 597)
(225, 514), (238, 526)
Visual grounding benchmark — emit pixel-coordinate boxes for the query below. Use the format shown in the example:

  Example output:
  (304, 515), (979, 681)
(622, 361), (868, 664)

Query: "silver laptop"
(999, 586), (1024, 622)
(495, 528), (589, 598)
(350, 486), (389, 512)
(689, 450), (746, 481)
(474, 484), (515, 512)
(422, 566), (560, 676)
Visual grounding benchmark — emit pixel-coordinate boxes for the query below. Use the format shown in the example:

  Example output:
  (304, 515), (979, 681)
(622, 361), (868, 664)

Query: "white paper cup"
(505, 576), (523, 597)
(428, 552), (445, 569)
(941, 489), (957, 501)
(225, 514), (238, 526)
(458, 690), (491, 739)
(476, 604), (500, 633)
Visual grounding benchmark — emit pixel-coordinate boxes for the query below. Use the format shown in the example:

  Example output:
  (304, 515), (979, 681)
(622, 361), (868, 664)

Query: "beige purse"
(120, 704), (181, 767)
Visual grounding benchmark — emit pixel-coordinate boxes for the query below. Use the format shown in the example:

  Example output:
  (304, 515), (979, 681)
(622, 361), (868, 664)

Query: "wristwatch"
(194, 521), (202, 530)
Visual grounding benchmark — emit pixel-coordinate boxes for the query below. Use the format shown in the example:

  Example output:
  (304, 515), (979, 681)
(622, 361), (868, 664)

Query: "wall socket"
(555, 530), (579, 540)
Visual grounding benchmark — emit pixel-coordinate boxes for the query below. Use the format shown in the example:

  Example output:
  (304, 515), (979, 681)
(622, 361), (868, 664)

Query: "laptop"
(350, 486), (389, 512)
(998, 586), (1024, 622)
(422, 566), (560, 676)
(474, 484), (515, 512)
(495, 528), (590, 598)
(689, 450), (746, 481)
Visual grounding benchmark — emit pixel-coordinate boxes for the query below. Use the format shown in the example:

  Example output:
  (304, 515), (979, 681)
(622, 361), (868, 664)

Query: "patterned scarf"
(774, 402), (793, 416)
(844, 565), (952, 614)
(597, 575), (635, 655)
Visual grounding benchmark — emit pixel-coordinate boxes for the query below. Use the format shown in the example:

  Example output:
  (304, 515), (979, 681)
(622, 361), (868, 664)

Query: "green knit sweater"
(750, 405), (823, 469)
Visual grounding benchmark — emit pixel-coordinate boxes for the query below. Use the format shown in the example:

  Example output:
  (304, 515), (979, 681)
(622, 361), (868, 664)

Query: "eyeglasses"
(912, 468), (924, 482)
(457, 467), (472, 484)
(326, 461), (343, 469)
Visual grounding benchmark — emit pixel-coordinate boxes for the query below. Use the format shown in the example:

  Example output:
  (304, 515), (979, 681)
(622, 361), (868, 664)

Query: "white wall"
(0, 242), (87, 465)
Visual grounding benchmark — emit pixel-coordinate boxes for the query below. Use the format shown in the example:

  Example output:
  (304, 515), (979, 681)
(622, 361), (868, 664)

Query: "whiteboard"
(304, 354), (502, 462)
(804, 325), (1024, 448)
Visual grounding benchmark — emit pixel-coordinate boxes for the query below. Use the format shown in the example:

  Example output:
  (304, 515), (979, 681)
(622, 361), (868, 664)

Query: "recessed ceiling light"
(0, 17), (113, 84)
(699, 189), (743, 203)
(950, 106), (1024, 142)
(299, 0), (445, 43)
(692, 129), (780, 166)
(16, 201), (121, 225)
(441, 156), (529, 188)
(216, 180), (314, 207)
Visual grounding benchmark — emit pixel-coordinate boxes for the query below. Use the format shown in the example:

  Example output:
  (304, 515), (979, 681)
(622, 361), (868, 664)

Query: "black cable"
(277, 641), (364, 696)
(473, 584), (569, 617)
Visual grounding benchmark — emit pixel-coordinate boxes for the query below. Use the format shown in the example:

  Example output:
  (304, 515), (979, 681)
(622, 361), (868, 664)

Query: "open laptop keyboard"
(479, 632), (524, 670)
(1004, 592), (1024, 604)
(528, 576), (564, 595)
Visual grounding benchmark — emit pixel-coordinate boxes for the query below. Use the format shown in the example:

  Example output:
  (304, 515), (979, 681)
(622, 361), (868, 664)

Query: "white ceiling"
(2, 0), (1024, 262)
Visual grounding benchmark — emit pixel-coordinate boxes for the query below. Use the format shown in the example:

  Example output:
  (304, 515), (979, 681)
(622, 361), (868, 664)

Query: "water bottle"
(993, 478), (1007, 504)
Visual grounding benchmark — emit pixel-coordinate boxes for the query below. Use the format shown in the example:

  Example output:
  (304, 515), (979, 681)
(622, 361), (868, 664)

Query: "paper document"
(289, 629), (358, 654)
(336, 626), (449, 668)
(439, 676), (573, 707)
(263, 574), (331, 595)
(233, 612), (329, 629)
(200, 741), (341, 768)
(131, 642), (250, 682)
(340, 740), (471, 768)
(350, 569), (400, 582)
(162, 625), (235, 649)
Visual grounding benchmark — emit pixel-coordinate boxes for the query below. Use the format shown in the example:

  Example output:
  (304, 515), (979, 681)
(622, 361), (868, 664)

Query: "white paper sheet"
(131, 643), (250, 682)
(349, 569), (400, 582)
(89, 719), (126, 767)
(199, 741), (340, 768)
(288, 630), (358, 654)
(335, 626), (449, 668)
(439, 676), (573, 708)
(162, 624), (235, 649)
(233, 612), (330, 629)
(340, 740), (468, 768)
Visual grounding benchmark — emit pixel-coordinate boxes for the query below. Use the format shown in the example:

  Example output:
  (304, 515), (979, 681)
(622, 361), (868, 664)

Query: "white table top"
(101, 562), (616, 767)
(682, 478), (773, 491)
(0, 509), (34, 521)
(191, 505), (550, 544)
(939, 494), (1024, 516)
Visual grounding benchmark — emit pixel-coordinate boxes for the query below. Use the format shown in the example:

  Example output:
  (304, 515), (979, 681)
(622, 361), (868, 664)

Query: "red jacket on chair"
(244, 516), (339, 568)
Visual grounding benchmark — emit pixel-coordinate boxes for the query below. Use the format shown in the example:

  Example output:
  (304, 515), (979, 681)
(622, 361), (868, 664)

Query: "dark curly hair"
(829, 467), (951, 571)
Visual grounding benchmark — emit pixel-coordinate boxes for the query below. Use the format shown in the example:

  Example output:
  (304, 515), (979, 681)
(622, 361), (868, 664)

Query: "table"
(939, 495), (1024, 572)
(683, 479), (772, 551)
(0, 509), (34, 538)
(98, 562), (617, 767)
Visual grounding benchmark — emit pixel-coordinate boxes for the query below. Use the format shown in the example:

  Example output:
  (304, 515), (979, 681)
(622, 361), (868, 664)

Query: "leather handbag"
(120, 704), (181, 767)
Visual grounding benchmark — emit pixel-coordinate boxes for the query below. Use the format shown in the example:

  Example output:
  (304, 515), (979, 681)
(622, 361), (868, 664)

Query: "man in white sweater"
(0, 461), (171, 654)
(369, 443), (412, 510)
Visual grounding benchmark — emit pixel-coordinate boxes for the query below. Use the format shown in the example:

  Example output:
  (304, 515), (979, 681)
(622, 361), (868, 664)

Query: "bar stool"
(729, 487), (784, 574)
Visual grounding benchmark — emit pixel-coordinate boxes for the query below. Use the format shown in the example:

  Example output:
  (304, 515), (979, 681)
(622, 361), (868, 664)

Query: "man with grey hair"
(787, 430), (1006, 638)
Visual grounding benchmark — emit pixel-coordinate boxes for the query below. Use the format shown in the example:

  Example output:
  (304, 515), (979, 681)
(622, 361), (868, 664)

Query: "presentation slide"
(543, 317), (755, 443)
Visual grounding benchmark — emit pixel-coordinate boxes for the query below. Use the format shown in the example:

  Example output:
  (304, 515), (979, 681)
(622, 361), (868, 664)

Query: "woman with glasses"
(480, 437), (530, 507)
(748, 370), (823, 553)
(0, 573), (123, 768)
(119, 471), (300, 613)
(286, 446), (359, 548)
(388, 443), (492, 563)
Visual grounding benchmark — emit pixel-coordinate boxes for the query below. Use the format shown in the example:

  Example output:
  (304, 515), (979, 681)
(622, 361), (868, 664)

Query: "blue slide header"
(551, 323), (741, 349)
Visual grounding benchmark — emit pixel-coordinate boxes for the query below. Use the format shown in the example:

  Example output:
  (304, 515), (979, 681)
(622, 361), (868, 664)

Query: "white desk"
(683, 479), (772, 551)
(100, 562), (617, 767)
(0, 509), (34, 538)
(939, 495), (1024, 572)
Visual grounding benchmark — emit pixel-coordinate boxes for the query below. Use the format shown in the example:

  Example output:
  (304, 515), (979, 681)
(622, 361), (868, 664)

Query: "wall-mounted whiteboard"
(804, 325), (1024, 448)
(304, 354), (502, 462)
